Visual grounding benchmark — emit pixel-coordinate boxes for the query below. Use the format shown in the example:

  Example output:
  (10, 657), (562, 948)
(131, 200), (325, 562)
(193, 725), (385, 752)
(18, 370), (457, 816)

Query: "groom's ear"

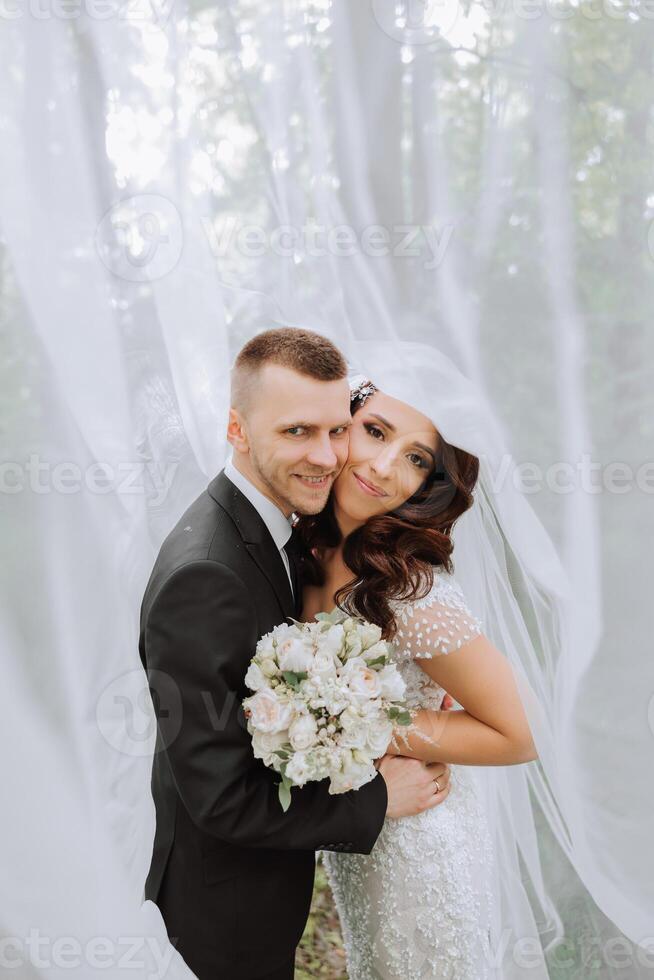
(227, 407), (250, 455)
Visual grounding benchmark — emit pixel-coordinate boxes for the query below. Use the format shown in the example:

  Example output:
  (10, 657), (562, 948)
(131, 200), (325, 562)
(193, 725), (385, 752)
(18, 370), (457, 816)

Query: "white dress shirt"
(223, 454), (295, 596)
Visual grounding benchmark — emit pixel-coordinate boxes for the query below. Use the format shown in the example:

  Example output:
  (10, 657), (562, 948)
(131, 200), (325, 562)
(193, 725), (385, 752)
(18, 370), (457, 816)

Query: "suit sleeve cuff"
(353, 769), (388, 854)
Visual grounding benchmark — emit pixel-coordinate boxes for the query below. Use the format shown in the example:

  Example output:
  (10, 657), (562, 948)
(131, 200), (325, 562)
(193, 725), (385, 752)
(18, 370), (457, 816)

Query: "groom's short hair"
(231, 327), (347, 413)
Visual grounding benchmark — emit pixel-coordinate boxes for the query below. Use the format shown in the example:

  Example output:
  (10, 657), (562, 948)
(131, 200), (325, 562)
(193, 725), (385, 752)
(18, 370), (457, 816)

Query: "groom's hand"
(376, 756), (451, 819)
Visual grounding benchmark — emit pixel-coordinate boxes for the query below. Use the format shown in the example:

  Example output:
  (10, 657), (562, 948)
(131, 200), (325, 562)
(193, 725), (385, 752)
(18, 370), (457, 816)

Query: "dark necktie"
(283, 541), (300, 612)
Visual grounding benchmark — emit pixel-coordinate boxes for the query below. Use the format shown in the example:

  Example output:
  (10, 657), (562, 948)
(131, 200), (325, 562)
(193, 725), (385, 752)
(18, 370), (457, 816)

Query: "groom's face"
(228, 363), (352, 516)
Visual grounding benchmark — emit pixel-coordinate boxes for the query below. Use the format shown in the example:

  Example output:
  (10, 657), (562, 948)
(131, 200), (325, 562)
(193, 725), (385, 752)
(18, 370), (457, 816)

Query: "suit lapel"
(208, 471), (295, 622)
(245, 540), (296, 622)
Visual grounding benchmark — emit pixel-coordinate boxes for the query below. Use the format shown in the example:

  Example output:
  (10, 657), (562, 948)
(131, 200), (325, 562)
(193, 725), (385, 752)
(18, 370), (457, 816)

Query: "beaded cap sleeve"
(392, 569), (484, 659)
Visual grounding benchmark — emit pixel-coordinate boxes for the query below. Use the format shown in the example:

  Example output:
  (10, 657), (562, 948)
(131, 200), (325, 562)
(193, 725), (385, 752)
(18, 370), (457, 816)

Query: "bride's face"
(332, 390), (439, 526)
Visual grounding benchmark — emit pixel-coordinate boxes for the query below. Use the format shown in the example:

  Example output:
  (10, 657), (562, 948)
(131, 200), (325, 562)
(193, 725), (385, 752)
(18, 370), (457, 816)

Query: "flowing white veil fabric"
(346, 340), (631, 978)
(1, 2), (653, 978)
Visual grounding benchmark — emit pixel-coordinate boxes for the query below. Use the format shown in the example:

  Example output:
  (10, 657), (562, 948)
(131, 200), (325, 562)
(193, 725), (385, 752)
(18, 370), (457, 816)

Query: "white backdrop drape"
(1, 2), (653, 978)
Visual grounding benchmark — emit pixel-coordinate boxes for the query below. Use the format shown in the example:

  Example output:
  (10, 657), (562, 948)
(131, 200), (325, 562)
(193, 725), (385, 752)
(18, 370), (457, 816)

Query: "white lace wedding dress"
(322, 569), (497, 980)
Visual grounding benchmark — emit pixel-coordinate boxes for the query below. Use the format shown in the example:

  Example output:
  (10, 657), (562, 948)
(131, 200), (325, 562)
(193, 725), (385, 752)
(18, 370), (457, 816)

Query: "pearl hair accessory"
(348, 373), (378, 407)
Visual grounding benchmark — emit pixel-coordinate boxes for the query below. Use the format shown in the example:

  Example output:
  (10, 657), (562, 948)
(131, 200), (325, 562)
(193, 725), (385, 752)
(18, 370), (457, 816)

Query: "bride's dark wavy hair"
(295, 389), (480, 640)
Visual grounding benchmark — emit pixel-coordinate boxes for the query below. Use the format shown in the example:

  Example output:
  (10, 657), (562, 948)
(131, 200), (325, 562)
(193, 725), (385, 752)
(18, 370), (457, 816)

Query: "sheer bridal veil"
(1, 2), (653, 978)
(347, 339), (652, 978)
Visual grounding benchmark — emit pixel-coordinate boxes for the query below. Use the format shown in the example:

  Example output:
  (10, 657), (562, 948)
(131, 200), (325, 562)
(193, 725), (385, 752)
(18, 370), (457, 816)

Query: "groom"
(139, 328), (451, 980)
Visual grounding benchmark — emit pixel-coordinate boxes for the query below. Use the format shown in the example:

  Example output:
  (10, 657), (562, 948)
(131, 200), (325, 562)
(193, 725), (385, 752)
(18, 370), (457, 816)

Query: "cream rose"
(341, 657), (382, 699)
(245, 688), (293, 734)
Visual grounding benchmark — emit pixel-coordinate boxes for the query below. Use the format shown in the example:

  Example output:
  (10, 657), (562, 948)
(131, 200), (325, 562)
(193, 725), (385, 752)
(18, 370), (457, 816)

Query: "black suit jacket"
(139, 470), (387, 979)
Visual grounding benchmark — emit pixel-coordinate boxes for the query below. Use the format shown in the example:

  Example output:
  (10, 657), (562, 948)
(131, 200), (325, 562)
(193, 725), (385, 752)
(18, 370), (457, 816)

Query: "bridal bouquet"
(243, 609), (411, 810)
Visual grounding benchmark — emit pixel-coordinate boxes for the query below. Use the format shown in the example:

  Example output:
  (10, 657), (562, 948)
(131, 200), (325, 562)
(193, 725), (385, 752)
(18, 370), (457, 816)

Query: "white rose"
(260, 657), (279, 678)
(285, 751), (313, 786)
(362, 640), (390, 663)
(358, 697), (383, 719)
(256, 635), (276, 659)
(339, 705), (362, 731)
(252, 729), (289, 765)
(337, 706), (366, 745)
(323, 623), (345, 657)
(365, 717), (394, 757)
(341, 657), (382, 700)
(338, 723), (368, 751)
(273, 623), (302, 642)
(329, 750), (377, 794)
(288, 714), (319, 751)
(344, 632), (363, 658)
(357, 622), (383, 649)
(244, 661), (267, 692)
(245, 688), (293, 734)
(278, 638), (314, 673)
(377, 664), (406, 701)
(309, 650), (339, 681)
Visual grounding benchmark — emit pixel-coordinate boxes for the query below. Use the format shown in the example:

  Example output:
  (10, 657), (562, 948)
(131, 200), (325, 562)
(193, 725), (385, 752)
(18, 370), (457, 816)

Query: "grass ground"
(296, 856), (347, 980)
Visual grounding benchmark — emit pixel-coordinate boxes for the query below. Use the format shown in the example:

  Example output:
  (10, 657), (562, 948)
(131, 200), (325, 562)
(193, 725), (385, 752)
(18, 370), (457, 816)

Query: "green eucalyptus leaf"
(282, 670), (308, 688)
(278, 781), (292, 812)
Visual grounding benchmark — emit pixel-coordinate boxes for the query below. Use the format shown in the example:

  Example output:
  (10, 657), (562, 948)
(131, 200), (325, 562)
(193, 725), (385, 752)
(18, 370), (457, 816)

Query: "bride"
(296, 356), (540, 979)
